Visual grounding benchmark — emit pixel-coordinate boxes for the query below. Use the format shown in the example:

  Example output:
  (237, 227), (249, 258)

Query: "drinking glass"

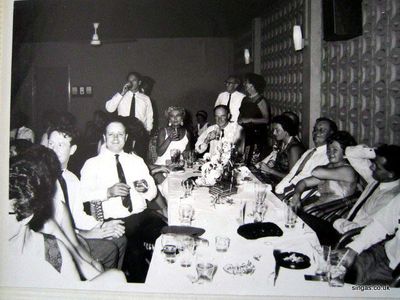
(255, 184), (268, 205)
(253, 202), (267, 223)
(161, 234), (178, 264)
(179, 203), (194, 226)
(215, 236), (230, 252)
(196, 256), (217, 282)
(133, 179), (148, 193)
(314, 245), (330, 276)
(183, 179), (194, 198)
(284, 200), (297, 228)
(184, 150), (194, 168)
(328, 250), (346, 287)
(179, 236), (195, 267)
(170, 149), (181, 164)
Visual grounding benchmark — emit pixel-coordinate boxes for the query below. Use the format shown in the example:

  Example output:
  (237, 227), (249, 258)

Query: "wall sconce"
(91, 23), (101, 46)
(293, 25), (306, 51)
(244, 48), (251, 64)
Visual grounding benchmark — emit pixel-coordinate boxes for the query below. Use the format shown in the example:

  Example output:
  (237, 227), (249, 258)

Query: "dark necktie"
(347, 181), (380, 221)
(58, 174), (75, 227)
(14, 127), (20, 139)
(129, 92), (136, 118)
(227, 93), (232, 110)
(221, 129), (225, 139)
(288, 148), (317, 184)
(115, 154), (133, 212)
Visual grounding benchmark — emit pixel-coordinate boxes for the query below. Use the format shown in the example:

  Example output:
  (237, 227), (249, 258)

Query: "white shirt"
(10, 126), (35, 143)
(345, 145), (376, 184)
(215, 91), (245, 122)
(275, 145), (329, 194)
(63, 169), (100, 231)
(80, 148), (157, 219)
(348, 193), (400, 270)
(195, 122), (242, 156)
(333, 179), (400, 234)
(105, 90), (154, 132)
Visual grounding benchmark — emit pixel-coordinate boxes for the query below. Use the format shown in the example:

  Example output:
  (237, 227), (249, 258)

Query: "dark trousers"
(79, 235), (127, 270)
(346, 242), (393, 285)
(297, 210), (340, 247)
(118, 209), (167, 283)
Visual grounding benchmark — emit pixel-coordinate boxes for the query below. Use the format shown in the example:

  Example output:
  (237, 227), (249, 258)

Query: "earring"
(180, 121), (184, 126)
(168, 122), (172, 127)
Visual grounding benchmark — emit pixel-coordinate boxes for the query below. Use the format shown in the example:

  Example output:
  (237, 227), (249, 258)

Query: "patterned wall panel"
(260, 0), (305, 128)
(321, 0), (400, 146)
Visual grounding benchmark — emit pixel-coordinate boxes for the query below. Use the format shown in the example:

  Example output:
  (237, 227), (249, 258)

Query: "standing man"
(215, 75), (245, 123)
(47, 124), (127, 271)
(80, 117), (166, 282)
(106, 71), (153, 134)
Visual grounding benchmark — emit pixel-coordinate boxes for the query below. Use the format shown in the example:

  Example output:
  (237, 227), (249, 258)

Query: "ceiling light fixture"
(91, 23), (101, 46)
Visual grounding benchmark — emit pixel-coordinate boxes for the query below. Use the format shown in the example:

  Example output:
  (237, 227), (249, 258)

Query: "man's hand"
(341, 248), (358, 268)
(121, 82), (132, 96)
(79, 220), (125, 239)
(102, 220), (125, 238)
(107, 183), (130, 198)
(90, 259), (104, 273)
(205, 130), (219, 143)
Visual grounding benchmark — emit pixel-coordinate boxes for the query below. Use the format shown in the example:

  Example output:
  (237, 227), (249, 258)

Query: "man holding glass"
(80, 117), (166, 282)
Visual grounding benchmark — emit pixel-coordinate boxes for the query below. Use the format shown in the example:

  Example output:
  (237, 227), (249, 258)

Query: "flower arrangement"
(195, 141), (234, 186)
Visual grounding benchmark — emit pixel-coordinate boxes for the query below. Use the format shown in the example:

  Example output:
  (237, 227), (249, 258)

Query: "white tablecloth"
(145, 168), (354, 296)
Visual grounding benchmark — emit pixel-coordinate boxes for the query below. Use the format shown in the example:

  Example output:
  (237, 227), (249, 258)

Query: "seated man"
(47, 124), (127, 271)
(343, 193), (400, 285)
(80, 117), (166, 282)
(274, 117), (337, 197)
(333, 144), (400, 234)
(195, 105), (242, 157)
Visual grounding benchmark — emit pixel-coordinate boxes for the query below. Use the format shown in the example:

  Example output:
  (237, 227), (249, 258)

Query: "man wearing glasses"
(214, 75), (245, 123)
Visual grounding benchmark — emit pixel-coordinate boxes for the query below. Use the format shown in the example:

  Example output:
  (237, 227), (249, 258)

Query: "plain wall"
(13, 38), (233, 133)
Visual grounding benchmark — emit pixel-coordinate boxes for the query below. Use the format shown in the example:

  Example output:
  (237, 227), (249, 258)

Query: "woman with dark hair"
(155, 106), (192, 166)
(258, 115), (306, 184)
(8, 151), (125, 283)
(10, 111), (35, 143)
(238, 73), (271, 164)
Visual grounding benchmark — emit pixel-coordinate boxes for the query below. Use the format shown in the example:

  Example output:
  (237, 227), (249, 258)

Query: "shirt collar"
(315, 144), (327, 152)
(379, 179), (400, 191)
(102, 147), (125, 157)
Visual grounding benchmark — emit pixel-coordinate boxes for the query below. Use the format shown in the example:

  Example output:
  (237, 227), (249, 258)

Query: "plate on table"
(275, 252), (311, 269)
(161, 226), (205, 237)
(237, 222), (283, 240)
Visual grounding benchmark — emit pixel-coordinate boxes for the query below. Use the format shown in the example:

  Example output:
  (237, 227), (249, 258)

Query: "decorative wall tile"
(321, 0), (400, 146)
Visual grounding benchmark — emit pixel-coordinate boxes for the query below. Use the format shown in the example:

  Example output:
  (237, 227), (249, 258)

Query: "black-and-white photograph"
(1, 0), (399, 299)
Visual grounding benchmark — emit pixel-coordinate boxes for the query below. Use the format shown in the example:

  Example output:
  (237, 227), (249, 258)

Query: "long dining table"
(145, 166), (357, 296)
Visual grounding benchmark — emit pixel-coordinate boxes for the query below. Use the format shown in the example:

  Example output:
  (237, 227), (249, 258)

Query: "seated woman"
(290, 131), (358, 245)
(155, 106), (192, 166)
(258, 115), (306, 185)
(238, 73), (270, 165)
(8, 154), (125, 283)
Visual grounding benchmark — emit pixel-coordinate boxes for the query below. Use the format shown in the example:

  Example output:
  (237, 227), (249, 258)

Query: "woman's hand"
(205, 130), (219, 143)
(168, 129), (180, 141)
(290, 193), (302, 210)
(259, 162), (273, 173)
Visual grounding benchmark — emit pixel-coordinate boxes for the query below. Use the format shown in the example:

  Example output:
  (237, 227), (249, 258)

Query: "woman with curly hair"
(155, 106), (193, 166)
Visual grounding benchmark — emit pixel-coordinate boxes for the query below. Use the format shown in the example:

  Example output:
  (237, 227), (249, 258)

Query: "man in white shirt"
(343, 192), (400, 285)
(195, 105), (242, 157)
(105, 72), (153, 133)
(334, 145), (400, 234)
(214, 75), (245, 123)
(47, 125), (127, 270)
(274, 117), (338, 196)
(80, 117), (166, 282)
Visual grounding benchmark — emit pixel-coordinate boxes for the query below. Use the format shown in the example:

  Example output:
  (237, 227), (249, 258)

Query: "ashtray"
(223, 261), (255, 275)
